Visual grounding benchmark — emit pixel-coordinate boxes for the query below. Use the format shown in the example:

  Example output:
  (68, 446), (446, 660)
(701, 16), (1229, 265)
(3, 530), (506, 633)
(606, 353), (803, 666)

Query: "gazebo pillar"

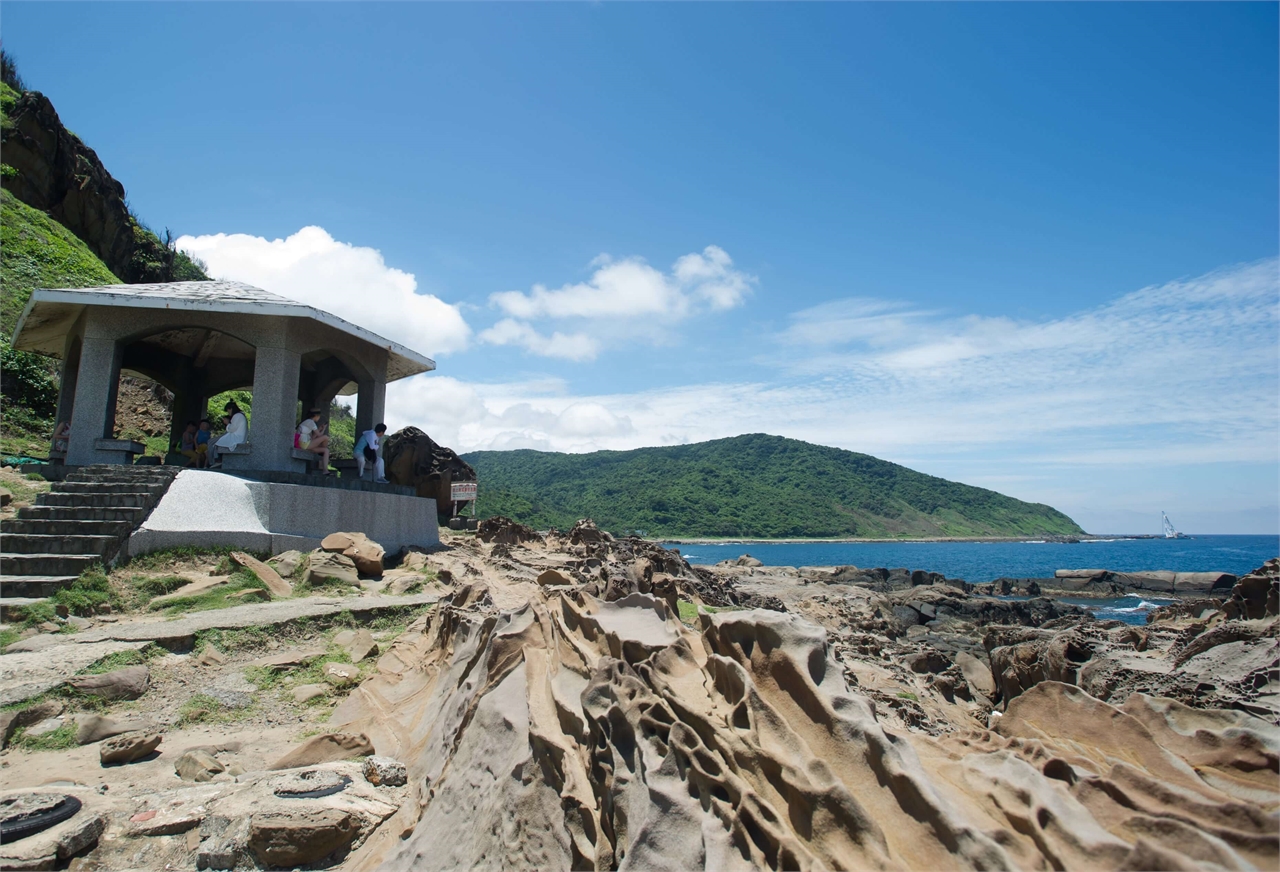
(244, 345), (302, 472)
(65, 336), (123, 465)
(355, 378), (386, 436)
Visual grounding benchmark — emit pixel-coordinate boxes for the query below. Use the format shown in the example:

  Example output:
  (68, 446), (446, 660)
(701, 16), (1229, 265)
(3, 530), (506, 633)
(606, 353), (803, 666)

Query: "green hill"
(462, 434), (1086, 539)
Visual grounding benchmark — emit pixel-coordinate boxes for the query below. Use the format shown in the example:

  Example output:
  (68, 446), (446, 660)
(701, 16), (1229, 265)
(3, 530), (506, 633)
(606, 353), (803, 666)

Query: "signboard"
(450, 481), (478, 502)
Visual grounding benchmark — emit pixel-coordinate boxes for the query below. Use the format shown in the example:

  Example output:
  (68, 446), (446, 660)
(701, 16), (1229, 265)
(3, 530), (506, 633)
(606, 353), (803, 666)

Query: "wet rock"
(321, 532), (386, 577)
(175, 749), (225, 782)
(269, 732), (373, 770)
(65, 665), (149, 701)
(303, 551), (359, 587)
(99, 731), (162, 765)
(247, 809), (358, 867)
(363, 755), (407, 787)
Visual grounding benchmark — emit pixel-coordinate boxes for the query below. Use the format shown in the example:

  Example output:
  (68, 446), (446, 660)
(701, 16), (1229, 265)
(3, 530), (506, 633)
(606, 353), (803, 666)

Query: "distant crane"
(1162, 511), (1188, 539)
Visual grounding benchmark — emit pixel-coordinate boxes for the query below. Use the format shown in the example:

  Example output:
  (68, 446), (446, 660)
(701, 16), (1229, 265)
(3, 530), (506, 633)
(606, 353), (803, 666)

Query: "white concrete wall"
(128, 470), (439, 558)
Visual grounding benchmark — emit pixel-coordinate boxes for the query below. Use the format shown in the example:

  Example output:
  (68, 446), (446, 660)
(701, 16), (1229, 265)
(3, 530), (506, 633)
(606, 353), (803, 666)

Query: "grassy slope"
(1, 188), (121, 456)
(463, 433), (1086, 539)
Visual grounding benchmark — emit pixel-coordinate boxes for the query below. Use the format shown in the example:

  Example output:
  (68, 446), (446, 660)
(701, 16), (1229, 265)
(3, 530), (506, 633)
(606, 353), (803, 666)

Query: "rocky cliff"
(0, 87), (206, 284)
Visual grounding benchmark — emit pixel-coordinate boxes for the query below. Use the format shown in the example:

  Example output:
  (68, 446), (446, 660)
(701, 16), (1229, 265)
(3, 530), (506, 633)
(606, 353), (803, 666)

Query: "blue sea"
(666, 535), (1278, 626)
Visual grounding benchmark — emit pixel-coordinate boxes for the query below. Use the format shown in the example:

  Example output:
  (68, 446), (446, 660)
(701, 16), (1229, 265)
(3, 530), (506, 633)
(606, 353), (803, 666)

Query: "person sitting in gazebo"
(296, 408), (333, 474)
(210, 401), (248, 466)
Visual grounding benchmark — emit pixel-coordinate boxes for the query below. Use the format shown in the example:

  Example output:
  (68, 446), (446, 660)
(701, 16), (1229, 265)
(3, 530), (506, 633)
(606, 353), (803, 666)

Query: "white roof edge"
(16, 286), (436, 379)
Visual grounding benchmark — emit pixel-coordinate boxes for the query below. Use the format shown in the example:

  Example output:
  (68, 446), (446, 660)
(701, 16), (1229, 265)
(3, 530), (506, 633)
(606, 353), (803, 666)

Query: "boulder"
(175, 749), (225, 782)
(388, 573), (427, 595)
(303, 551), (359, 587)
(1, 700), (65, 749)
(268, 550), (304, 579)
(253, 648), (326, 672)
(363, 755), (408, 787)
(75, 714), (151, 745)
(955, 651), (996, 700)
(65, 665), (149, 701)
(536, 568), (572, 586)
(382, 425), (476, 509)
(292, 684), (328, 704)
(26, 716), (66, 737)
(476, 516), (542, 546)
(248, 809), (359, 867)
(227, 587), (269, 602)
(346, 629), (378, 663)
(320, 532), (386, 577)
(333, 629), (357, 647)
(268, 732), (373, 770)
(736, 554), (763, 567)
(197, 646), (228, 667)
(568, 519), (613, 547)
(905, 651), (951, 674)
(230, 551), (293, 596)
(99, 731), (162, 765)
(1222, 559), (1279, 620)
(324, 662), (360, 686)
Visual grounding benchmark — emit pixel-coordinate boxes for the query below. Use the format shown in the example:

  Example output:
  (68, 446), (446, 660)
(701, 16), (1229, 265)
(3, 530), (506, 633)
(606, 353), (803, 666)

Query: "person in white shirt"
(210, 401), (248, 466)
(353, 423), (388, 483)
(296, 409), (332, 474)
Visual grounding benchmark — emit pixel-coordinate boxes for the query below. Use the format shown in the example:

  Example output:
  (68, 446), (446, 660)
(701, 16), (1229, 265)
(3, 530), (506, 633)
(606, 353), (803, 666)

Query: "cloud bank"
(176, 227), (472, 357)
(482, 245), (754, 359)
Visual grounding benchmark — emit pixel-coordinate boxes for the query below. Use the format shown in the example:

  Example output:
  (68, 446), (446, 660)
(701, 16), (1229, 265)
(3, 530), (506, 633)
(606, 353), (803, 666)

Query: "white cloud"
(477, 319), (600, 361)
(483, 245), (754, 358)
(384, 259), (1278, 532)
(176, 226), (472, 357)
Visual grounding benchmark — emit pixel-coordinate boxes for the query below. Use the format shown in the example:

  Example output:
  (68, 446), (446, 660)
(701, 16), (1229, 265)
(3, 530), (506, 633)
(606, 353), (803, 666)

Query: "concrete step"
(53, 481), (170, 495)
(0, 596), (48, 621)
(0, 553), (100, 577)
(16, 505), (146, 523)
(0, 576), (79, 597)
(2, 518), (135, 538)
(1, 534), (118, 556)
(64, 470), (179, 483)
(37, 492), (152, 508)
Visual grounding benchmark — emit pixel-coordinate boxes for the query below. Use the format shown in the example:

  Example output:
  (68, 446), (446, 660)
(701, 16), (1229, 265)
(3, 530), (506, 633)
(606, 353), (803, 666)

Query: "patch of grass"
(121, 546), (249, 572)
(48, 566), (118, 617)
(194, 625), (274, 654)
(11, 722), (77, 751)
(896, 691), (919, 701)
(151, 569), (268, 615)
(677, 600), (700, 624)
(0, 627), (21, 652)
(78, 644), (160, 675)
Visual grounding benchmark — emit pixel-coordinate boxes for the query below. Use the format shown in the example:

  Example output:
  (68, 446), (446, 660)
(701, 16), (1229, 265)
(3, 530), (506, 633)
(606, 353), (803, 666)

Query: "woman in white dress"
(210, 401), (248, 466)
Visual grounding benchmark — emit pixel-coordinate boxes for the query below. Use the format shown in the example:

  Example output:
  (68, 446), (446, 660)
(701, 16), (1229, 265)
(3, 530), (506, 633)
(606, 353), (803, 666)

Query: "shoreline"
(655, 534), (1151, 545)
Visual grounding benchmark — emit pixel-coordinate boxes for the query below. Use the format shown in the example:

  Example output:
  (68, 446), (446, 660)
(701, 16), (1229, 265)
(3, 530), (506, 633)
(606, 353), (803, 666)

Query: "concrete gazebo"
(11, 281), (434, 471)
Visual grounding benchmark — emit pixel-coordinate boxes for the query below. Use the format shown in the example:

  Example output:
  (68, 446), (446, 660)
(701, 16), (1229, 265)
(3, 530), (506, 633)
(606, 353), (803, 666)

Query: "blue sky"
(4, 3), (1277, 533)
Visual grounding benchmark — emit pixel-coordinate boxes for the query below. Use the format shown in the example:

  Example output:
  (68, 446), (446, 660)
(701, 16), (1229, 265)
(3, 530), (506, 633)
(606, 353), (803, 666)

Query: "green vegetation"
(896, 691), (920, 701)
(10, 723), (78, 751)
(463, 433), (1086, 539)
(177, 693), (256, 727)
(151, 569), (268, 615)
(78, 644), (161, 675)
(0, 190), (121, 455)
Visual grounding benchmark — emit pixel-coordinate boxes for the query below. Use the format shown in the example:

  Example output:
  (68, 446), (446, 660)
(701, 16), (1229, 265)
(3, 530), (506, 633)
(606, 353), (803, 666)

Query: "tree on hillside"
(1, 50), (27, 92)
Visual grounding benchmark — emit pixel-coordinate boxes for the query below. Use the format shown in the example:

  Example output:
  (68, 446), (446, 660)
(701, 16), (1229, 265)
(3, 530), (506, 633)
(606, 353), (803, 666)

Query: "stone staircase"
(1, 466), (180, 598)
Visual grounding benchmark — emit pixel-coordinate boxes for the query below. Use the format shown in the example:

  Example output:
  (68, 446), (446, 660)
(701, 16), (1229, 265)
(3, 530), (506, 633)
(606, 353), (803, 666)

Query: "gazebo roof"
(11, 280), (435, 381)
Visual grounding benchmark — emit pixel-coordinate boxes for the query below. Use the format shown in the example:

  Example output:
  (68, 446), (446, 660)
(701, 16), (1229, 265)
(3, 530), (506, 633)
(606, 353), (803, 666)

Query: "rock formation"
(383, 426), (476, 511)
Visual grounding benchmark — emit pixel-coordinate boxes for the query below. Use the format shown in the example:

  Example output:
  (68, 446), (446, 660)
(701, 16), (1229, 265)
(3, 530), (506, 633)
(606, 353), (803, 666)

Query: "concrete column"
(245, 345), (302, 473)
(65, 336), (123, 465)
(54, 337), (82, 435)
(355, 379), (386, 435)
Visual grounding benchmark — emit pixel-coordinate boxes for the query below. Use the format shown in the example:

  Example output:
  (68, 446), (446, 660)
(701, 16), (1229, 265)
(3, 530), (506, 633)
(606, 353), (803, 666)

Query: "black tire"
(0, 794), (81, 843)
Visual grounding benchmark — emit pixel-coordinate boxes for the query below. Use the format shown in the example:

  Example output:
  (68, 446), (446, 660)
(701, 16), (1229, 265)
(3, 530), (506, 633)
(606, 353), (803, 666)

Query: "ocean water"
(667, 534), (1277, 627)
(668, 535), (1277, 582)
